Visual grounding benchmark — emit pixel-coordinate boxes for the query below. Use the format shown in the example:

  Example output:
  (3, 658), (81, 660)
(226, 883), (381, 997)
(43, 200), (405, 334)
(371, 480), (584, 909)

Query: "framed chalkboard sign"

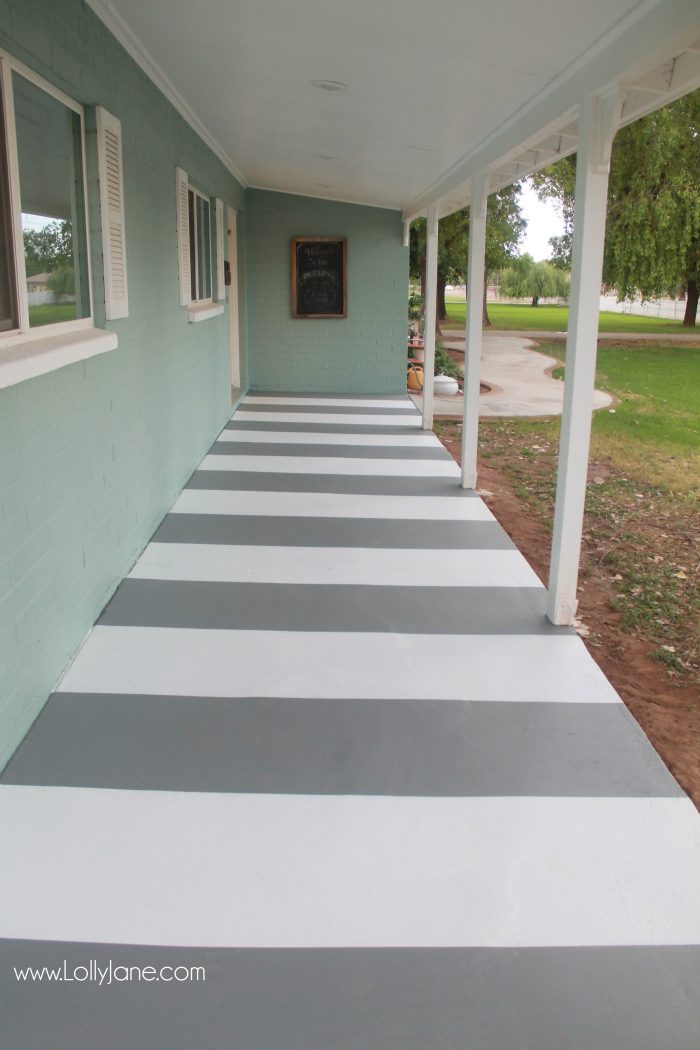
(291, 237), (347, 318)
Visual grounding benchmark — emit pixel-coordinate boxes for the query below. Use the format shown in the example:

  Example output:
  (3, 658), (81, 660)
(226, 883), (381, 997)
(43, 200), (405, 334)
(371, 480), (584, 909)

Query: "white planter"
(433, 374), (459, 397)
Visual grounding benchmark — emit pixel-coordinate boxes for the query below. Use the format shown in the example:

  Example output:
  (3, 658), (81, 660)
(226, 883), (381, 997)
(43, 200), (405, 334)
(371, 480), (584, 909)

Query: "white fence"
(445, 286), (567, 305)
(599, 293), (686, 321)
(434, 285), (688, 319)
(27, 290), (55, 306)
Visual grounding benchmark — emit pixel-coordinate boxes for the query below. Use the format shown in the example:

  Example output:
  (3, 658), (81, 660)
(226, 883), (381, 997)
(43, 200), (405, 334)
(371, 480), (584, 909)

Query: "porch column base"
(549, 597), (579, 627)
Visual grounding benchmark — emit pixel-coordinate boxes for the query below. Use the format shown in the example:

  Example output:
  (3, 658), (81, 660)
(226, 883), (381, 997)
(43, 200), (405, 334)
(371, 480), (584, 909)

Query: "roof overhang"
(84, 0), (700, 218)
(404, 0), (700, 220)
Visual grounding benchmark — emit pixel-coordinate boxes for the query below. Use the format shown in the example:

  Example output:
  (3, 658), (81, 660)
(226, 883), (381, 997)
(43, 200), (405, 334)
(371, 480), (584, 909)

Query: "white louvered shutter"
(176, 167), (191, 306)
(215, 198), (225, 301)
(96, 107), (128, 320)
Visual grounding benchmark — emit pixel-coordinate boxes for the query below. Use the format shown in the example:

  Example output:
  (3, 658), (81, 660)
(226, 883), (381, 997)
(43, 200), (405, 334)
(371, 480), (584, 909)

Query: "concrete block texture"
(246, 190), (408, 394)
(0, 0), (246, 768)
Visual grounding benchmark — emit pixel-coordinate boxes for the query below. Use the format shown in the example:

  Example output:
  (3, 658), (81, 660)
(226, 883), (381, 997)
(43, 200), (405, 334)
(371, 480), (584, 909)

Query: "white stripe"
(219, 429), (440, 447)
(130, 544), (543, 588)
(237, 412), (422, 426)
(58, 627), (620, 703)
(172, 490), (495, 521)
(243, 396), (418, 409)
(2, 788), (697, 947)
(199, 454), (460, 477)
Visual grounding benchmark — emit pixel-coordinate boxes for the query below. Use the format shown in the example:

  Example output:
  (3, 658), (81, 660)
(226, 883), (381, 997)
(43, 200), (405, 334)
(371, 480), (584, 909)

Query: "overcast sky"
(518, 180), (565, 261)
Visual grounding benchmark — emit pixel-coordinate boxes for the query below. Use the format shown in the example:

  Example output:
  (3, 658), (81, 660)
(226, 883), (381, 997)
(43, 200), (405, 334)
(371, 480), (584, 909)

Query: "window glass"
(12, 71), (89, 328)
(187, 187), (212, 302)
(0, 79), (18, 332)
(188, 189), (197, 302)
(197, 196), (211, 301)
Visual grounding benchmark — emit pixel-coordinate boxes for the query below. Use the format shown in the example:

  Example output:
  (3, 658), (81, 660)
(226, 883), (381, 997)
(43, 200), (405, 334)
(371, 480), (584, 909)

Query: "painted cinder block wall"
(246, 189), (408, 394)
(0, 0), (246, 769)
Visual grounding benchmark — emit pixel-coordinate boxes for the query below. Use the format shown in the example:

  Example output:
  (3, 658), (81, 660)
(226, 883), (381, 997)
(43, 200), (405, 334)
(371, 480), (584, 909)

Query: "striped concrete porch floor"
(2, 392), (699, 1049)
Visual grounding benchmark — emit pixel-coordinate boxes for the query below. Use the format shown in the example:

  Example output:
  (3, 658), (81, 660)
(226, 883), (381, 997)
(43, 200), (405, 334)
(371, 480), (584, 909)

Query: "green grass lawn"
(443, 301), (690, 334)
(27, 303), (77, 327)
(537, 340), (700, 494)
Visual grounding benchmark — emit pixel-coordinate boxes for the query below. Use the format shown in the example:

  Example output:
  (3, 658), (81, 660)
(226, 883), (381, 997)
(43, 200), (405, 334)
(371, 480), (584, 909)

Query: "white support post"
(461, 173), (488, 489)
(547, 92), (623, 625)
(421, 202), (439, 431)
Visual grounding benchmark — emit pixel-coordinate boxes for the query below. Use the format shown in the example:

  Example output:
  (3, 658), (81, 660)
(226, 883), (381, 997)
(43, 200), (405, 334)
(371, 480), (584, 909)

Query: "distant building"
(25, 272), (53, 292)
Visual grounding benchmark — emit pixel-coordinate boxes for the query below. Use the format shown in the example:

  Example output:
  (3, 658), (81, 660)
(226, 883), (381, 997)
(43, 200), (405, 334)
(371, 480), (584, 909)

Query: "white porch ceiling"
(88, 0), (700, 216)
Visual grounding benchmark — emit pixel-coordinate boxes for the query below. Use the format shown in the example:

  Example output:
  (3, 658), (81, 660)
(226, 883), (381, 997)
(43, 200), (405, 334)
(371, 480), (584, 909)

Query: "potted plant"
(408, 293), (425, 362)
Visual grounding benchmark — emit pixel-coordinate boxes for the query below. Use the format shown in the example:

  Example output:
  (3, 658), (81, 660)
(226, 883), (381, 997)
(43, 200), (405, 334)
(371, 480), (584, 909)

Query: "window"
(0, 77), (18, 333)
(188, 188), (212, 302)
(0, 51), (92, 340)
(176, 168), (225, 322)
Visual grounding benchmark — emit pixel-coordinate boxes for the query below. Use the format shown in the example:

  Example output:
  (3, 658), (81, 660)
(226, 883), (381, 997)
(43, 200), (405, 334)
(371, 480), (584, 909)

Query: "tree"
(48, 264), (75, 298)
(409, 209), (468, 325)
(499, 254), (570, 305)
(530, 160), (576, 272)
(409, 185), (525, 329)
(484, 187), (528, 323)
(532, 89), (700, 326)
(23, 221), (73, 277)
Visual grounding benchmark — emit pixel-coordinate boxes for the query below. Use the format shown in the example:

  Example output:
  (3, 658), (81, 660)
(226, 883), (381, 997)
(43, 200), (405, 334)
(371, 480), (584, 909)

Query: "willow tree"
(409, 185), (525, 328)
(533, 88), (700, 326)
(499, 254), (570, 306)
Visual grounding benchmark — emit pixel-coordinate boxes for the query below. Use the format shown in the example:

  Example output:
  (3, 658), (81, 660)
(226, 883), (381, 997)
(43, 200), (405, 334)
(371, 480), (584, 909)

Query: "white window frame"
(215, 197), (225, 303)
(0, 47), (95, 349)
(188, 185), (213, 305)
(177, 173), (223, 324)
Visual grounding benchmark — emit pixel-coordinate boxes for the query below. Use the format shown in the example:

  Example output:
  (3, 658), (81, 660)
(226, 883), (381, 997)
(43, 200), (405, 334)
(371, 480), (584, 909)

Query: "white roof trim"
(85, 0), (249, 189)
(247, 183), (403, 213)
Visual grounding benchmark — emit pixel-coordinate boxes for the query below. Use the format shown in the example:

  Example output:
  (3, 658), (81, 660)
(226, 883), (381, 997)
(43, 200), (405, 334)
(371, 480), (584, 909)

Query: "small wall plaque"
(291, 237), (347, 318)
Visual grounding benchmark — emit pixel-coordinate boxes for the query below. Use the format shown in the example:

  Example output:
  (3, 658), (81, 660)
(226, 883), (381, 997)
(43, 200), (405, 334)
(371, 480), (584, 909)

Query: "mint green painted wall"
(247, 190), (408, 394)
(0, 0), (247, 769)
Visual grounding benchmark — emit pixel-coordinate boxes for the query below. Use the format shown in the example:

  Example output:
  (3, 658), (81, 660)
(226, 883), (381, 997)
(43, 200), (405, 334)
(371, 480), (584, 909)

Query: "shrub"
(434, 343), (461, 380)
(47, 264), (75, 298)
(408, 292), (423, 322)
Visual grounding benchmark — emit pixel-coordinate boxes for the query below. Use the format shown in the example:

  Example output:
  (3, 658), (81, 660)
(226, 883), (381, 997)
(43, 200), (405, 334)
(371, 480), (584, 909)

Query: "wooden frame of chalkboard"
(291, 237), (347, 318)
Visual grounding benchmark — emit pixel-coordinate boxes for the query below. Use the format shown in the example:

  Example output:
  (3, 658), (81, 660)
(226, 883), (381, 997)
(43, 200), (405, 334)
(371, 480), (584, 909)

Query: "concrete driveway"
(410, 333), (613, 417)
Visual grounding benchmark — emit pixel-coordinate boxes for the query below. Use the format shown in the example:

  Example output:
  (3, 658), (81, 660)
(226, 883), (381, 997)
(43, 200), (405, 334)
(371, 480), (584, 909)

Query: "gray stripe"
(209, 441), (453, 460)
(238, 403), (419, 416)
(186, 471), (474, 497)
(226, 421), (426, 434)
(99, 580), (559, 634)
(2, 694), (680, 797)
(3, 940), (698, 1050)
(154, 514), (511, 549)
